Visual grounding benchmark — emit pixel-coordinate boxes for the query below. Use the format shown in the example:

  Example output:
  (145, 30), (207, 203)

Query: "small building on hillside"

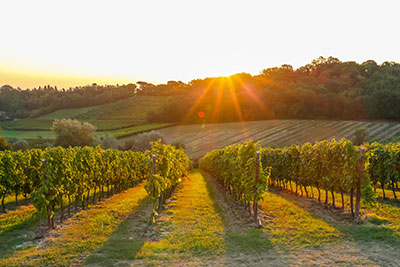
(0, 111), (10, 121)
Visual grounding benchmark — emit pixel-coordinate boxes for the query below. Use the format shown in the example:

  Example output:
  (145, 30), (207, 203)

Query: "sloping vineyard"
(153, 120), (400, 159)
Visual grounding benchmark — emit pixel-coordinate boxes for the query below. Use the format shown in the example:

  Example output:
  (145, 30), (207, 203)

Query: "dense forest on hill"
(147, 57), (400, 123)
(0, 84), (137, 118)
(1, 56), (400, 122)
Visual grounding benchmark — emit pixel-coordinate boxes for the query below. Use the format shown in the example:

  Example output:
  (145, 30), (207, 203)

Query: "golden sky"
(1, 0), (400, 89)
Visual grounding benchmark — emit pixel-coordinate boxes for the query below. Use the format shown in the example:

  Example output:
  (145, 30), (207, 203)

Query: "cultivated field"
(147, 119), (400, 159)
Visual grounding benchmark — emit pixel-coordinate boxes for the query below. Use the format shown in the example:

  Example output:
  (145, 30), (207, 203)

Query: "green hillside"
(38, 107), (94, 120)
(73, 95), (171, 121)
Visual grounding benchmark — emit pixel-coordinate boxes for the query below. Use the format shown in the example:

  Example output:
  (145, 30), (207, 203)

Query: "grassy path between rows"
(87, 170), (380, 266)
(85, 170), (277, 266)
(0, 183), (148, 267)
(261, 187), (400, 266)
(85, 170), (228, 266)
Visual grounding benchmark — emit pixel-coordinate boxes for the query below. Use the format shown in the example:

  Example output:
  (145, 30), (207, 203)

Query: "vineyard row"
(200, 139), (400, 220)
(0, 142), (190, 228)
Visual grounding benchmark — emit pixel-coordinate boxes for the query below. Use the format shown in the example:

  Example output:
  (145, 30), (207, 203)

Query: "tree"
(13, 139), (30, 151)
(51, 119), (99, 147)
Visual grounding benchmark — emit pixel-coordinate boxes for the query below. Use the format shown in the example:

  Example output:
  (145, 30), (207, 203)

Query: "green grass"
(85, 170), (272, 266)
(135, 171), (226, 262)
(201, 171), (272, 255)
(108, 123), (173, 138)
(0, 187), (117, 261)
(0, 119), (141, 131)
(88, 120), (138, 131)
(82, 199), (150, 266)
(269, 182), (400, 244)
(0, 119), (52, 131)
(74, 96), (171, 121)
(37, 107), (94, 120)
(0, 207), (39, 260)
(259, 190), (341, 249)
(224, 229), (271, 254)
(0, 130), (55, 140)
(0, 123), (173, 142)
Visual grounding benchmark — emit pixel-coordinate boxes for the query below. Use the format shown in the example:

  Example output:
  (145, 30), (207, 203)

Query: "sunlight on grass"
(260, 191), (341, 249)
(109, 123), (173, 138)
(300, 182), (400, 236)
(136, 171), (226, 263)
(270, 182), (400, 243)
(0, 205), (39, 259)
(0, 183), (148, 267)
(0, 205), (37, 234)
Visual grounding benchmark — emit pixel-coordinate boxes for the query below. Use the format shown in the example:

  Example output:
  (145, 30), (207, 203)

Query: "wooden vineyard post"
(152, 154), (163, 214)
(42, 159), (52, 229)
(355, 146), (365, 220)
(253, 151), (260, 222)
(152, 154), (157, 175)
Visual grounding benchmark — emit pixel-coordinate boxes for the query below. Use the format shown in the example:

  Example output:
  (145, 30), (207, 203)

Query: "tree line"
(2, 57), (400, 122)
(0, 83), (137, 119)
(148, 57), (400, 123)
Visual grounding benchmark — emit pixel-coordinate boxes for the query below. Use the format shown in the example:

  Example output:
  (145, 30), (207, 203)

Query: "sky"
(1, 0), (400, 89)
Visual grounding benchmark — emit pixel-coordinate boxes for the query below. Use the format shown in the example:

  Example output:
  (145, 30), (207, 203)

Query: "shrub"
(99, 135), (120, 149)
(128, 130), (165, 152)
(0, 136), (11, 151)
(51, 119), (99, 147)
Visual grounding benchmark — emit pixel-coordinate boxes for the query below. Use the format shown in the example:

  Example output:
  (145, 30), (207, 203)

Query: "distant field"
(0, 129), (55, 140)
(37, 106), (94, 120)
(135, 120), (400, 159)
(0, 119), (52, 131)
(34, 96), (170, 123)
(74, 95), (171, 122)
(0, 119), (139, 131)
(1, 123), (173, 141)
(105, 123), (173, 138)
(0, 96), (173, 140)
